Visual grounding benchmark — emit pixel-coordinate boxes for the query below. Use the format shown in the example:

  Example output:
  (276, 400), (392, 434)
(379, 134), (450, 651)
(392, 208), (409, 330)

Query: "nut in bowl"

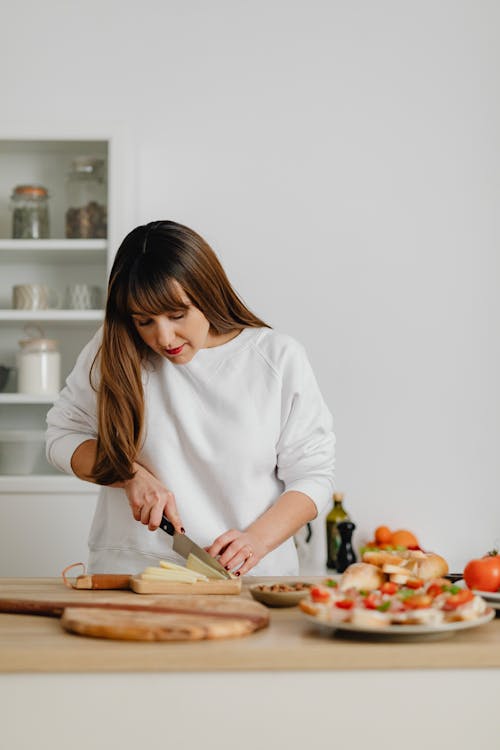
(249, 581), (313, 608)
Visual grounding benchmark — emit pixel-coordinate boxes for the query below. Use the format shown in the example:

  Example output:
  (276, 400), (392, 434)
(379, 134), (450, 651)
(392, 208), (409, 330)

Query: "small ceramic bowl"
(249, 582), (313, 608)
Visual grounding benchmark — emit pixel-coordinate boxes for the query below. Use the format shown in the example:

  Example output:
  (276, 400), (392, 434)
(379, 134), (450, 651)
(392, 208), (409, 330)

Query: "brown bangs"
(125, 273), (190, 318)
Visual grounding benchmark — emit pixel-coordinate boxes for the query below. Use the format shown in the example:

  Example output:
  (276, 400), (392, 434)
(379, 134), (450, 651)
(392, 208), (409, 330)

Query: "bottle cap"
(18, 324), (58, 352)
(12, 185), (49, 198)
(19, 337), (58, 352)
(333, 492), (344, 502)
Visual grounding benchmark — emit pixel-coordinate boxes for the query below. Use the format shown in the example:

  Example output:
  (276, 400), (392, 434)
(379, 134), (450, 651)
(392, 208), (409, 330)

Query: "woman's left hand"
(206, 529), (265, 576)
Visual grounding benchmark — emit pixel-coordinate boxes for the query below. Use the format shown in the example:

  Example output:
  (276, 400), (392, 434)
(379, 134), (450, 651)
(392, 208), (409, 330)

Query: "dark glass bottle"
(336, 521), (357, 573)
(326, 492), (349, 569)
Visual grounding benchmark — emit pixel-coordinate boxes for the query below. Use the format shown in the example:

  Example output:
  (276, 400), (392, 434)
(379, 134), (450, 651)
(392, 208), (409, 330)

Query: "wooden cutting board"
(129, 576), (242, 595)
(61, 606), (261, 641)
(0, 584), (269, 642)
(72, 574), (242, 595)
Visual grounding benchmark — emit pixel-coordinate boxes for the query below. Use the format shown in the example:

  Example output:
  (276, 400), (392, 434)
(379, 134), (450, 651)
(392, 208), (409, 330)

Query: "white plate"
(473, 589), (500, 602)
(302, 608), (495, 641)
(473, 590), (500, 609)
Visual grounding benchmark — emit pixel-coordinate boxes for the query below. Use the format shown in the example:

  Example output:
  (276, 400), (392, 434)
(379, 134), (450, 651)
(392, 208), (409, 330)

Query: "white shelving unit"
(0, 131), (131, 491)
(0, 310), (104, 323)
(0, 394), (56, 404)
(0, 238), (106, 263)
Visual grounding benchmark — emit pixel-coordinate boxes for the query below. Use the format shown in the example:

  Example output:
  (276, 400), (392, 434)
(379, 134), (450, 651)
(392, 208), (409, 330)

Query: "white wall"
(1, 0), (499, 573)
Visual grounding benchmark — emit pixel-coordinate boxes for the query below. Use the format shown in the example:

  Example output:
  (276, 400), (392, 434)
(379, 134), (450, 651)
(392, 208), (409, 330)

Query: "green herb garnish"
(397, 588), (416, 600)
(376, 600), (391, 612)
(324, 578), (338, 588)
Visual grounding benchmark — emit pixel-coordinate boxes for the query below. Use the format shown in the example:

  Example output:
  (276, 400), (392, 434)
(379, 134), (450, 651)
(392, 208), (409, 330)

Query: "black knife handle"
(159, 514), (175, 536)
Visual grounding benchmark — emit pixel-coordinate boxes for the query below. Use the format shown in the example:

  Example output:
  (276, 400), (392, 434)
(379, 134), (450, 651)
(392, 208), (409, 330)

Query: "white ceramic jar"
(17, 335), (61, 395)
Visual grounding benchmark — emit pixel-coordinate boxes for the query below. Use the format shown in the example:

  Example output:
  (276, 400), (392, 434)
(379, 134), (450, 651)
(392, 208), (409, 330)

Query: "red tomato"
(405, 578), (424, 589)
(335, 599), (355, 609)
(310, 587), (330, 603)
(463, 554), (500, 593)
(380, 582), (398, 595)
(427, 583), (445, 598)
(363, 593), (380, 609)
(404, 594), (433, 610)
(443, 589), (474, 610)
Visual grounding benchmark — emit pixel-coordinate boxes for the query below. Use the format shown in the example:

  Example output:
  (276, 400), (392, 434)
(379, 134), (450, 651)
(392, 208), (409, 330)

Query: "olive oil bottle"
(326, 492), (349, 570)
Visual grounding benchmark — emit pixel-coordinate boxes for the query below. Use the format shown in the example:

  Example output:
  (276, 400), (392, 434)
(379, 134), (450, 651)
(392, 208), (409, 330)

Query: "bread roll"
(350, 608), (389, 628)
(389, 573), (411, 584)
(404, 549), (426, 560)
(414, 553), (449, 580)
(363, 548), (449, 581)
(339, 563), (386, 592)
(382, 563), (412, 576)
(362, 550), (405, 568)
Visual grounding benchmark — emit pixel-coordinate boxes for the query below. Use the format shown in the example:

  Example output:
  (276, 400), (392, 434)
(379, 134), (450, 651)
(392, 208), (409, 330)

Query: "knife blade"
(159, 514), (232, 579)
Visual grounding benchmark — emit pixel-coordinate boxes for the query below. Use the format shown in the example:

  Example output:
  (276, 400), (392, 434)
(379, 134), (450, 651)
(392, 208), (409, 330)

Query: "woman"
(46, 221), (335, 575)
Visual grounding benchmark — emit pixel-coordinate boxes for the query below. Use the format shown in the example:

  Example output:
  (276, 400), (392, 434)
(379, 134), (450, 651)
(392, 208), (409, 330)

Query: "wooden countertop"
(0, 577), (499, 673)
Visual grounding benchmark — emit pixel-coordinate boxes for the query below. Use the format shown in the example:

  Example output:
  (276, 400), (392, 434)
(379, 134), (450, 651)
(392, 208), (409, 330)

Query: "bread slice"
(339, 563), (386, 592)
(414, 553), (449, 580)
(362, 550), (405, 568)
(389, 573), (411, 585)
(350, 608), (390, 628)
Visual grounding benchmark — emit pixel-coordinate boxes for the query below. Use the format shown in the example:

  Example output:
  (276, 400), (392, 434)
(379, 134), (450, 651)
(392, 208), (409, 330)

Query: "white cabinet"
(0, 134), (130, 494)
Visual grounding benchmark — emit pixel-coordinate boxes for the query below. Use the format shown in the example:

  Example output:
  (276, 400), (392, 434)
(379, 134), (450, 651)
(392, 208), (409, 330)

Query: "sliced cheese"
(159, 559), (192, 573)
(140, 566), (208, 583)
(186, 552), (228, 580)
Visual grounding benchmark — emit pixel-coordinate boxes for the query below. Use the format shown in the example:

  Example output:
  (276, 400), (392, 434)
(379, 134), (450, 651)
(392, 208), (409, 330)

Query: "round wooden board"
(61, 596), (269, 641)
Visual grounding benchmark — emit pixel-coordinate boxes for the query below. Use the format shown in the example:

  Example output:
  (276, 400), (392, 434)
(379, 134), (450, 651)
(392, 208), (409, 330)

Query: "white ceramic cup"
(12, 284), (60, 310)
(66, 284), (102, 310)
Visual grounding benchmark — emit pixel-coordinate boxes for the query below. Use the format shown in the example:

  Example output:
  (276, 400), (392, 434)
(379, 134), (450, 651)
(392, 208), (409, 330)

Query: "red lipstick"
(166, 345), (184, 356)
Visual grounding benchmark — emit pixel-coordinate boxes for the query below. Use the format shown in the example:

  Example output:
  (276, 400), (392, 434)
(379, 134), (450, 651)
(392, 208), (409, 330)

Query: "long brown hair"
(91, 220), (270, 485)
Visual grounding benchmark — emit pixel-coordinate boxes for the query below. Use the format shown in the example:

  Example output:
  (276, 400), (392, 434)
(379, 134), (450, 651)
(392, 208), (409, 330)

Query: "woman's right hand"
(121, 463), (184, 533)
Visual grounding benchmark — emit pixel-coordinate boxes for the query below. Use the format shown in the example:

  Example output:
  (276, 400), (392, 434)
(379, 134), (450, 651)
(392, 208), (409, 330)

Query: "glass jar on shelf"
(65, 156), (107, 239)
(10, 185), (50, 239)
(17, 325), (61, 396)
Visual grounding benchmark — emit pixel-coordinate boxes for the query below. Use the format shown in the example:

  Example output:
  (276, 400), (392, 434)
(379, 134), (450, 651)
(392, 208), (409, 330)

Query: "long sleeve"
(45, 329), (102, 476)
(275, 341), (335, 515)
(43, 325), (334, 576)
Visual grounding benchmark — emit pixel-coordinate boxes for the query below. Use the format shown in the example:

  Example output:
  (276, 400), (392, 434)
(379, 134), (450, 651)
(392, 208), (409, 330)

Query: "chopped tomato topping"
(380, 582), (398, 595)
(335, 599), (355, 609)
(363, 593), (380, 610)
(405, 578), (424, 589)
(310, 587), (330, 603)
(427, 583), (445, 598)
(443, 589), (474, 610)
(404, 594), (433, 609)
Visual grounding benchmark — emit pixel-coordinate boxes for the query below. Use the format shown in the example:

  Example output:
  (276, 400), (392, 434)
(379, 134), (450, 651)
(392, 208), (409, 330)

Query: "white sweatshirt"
(46, 326), (335, 575)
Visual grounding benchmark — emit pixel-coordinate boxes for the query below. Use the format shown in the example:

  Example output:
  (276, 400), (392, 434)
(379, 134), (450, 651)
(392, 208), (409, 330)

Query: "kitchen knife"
(159, 514), (232, 579)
